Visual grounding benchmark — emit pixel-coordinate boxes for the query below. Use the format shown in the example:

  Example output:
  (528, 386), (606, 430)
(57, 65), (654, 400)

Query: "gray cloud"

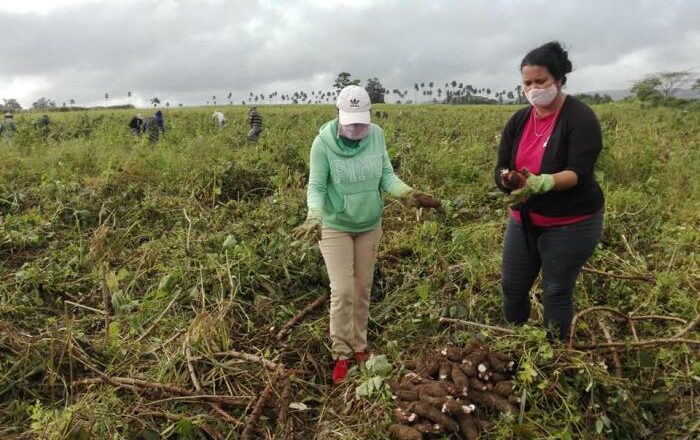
(1, 0), (698, 107)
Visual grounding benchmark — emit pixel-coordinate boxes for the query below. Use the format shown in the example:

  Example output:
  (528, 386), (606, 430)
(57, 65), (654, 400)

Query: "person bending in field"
(144, 115), (161, 143)
(246, 106), (263, 141)
(293, 85), (441, 385)
(1, 112), (17, 140)
(154, 110), (165, 132)
(129, 114), (144, 136)
(495, 41), (604, 341)
(212, 109), (226, 128)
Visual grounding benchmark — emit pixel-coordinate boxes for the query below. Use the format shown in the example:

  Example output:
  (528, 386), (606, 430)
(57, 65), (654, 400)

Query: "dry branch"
(439, 317), (514, 334)
(135, 290), (181, 343)
(581, 266), (655, 283)
(569, 307), (698, 350)
(192, 349), (281, 371)
(597, 318), (622, 377)
(275, 293), (328, 341)
(71, 376), (252, 407)
(241, 366), (284, 440)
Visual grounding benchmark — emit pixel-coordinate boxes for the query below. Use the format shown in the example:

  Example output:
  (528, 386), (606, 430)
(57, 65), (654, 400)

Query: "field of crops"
(1, 103), (698, 439)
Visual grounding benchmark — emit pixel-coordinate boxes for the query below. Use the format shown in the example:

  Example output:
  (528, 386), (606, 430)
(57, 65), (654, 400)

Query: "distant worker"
(212, 109), (226, 128)
(0, 112), (17, 140)
(144, 115), (161, 143)
(129, 114), (144, 135)
(33, 114), (50, 138)
(247, 106), (263, 141)
(154, 110), (165, 132)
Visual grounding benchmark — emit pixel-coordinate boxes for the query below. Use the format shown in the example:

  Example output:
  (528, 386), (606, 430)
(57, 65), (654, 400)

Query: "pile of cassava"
(387, 341), (520, 440)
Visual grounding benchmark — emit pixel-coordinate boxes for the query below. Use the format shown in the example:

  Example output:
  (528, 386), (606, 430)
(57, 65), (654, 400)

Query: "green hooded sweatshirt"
(306, 118), (412, 233)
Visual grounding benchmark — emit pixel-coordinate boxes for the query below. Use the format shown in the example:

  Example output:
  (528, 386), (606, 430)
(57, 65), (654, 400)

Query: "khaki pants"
(320, 226), (382, 360)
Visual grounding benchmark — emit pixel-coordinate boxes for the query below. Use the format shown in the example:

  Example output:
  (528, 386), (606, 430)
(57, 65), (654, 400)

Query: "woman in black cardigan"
(495, 42), (604, 340)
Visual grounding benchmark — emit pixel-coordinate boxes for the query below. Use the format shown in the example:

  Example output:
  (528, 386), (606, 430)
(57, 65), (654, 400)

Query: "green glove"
(402, 190), (442, 209)
(292, 217), (322, 242)
(509, 170), (555, 207)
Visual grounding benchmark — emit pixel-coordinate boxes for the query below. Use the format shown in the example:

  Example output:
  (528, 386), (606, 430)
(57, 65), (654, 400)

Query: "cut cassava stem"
(439, 317), (514, 334)
(240, 366), (284, 440)
(597, 318), (623, 377)
(275, 375), (292, 438)
(71, 376), (252, 407)
(100, 263), (112, 346)
(275, 293), (328, 341)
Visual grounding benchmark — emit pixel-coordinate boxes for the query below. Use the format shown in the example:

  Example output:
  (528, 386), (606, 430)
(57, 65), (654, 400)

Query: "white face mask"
(338, 123), (370, 140)
(525, 83), (560, 107)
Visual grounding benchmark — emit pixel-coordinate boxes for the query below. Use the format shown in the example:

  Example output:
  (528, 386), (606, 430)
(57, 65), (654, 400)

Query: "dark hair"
(520, 41), (573, 85)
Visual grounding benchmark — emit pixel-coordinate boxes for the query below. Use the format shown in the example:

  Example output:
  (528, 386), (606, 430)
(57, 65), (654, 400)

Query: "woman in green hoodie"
(293, 85), (440, 385)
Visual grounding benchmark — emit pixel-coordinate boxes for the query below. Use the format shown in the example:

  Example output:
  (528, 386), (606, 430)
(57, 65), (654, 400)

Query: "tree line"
(2, 71), (698, 112)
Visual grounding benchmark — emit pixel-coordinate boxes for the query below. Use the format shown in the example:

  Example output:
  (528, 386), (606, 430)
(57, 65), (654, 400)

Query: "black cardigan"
(494, 95), (604, 217)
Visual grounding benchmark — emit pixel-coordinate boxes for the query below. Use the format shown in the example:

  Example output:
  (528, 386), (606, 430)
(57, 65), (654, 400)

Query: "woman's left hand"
(509, 170), (555, 206)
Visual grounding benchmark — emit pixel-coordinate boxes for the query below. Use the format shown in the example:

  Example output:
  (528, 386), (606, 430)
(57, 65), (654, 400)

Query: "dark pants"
(247, 127), (263, 141)
(501, 211), (603, 340)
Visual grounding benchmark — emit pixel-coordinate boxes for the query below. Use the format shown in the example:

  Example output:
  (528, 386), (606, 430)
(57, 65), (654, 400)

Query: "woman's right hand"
(292, 217), (322, 243)
(500, 168), (527, 190)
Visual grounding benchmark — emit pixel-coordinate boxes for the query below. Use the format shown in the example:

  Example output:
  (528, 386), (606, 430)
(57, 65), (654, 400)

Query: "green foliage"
(366, 77), (387, 104)
(355, 355), (393, 400)
(574, 93), (613, 104)
(0, 104), (698, 439)
(333, 72), (361, 91)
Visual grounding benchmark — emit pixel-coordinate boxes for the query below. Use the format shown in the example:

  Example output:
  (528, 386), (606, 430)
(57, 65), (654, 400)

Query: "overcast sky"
(1, 0), (698, 108)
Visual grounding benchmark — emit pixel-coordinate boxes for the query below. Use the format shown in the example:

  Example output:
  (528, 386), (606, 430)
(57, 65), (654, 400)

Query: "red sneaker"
(354, 351), (372, 363)
(332, 359), (350, 385)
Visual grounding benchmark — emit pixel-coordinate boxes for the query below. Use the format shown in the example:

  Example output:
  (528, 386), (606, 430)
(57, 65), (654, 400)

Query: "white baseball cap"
(336, 85), (371, 125)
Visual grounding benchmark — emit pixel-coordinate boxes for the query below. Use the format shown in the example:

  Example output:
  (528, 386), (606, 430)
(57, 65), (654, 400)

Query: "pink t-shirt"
(510, 109), (593, 227)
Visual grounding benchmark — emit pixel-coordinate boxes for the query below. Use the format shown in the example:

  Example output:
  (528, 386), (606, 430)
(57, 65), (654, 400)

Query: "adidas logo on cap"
(349, 98), (360, 108)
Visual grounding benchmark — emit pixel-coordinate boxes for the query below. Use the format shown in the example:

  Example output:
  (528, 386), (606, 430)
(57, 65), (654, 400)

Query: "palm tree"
(150, 97), (160, 107)
(127, 91), (132, 105)
(69, 98), (75, 108)
(104, 92), (109, 106)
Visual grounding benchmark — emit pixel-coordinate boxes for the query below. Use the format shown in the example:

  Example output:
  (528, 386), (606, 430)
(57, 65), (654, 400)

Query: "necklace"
(532, 108), (560, 137)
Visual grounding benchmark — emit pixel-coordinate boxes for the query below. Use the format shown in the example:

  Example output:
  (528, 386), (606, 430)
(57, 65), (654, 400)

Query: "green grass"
(1, 103), (698, 439)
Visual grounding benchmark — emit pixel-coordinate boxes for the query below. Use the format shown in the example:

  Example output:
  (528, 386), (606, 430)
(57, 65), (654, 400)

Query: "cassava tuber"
(456, 413), (480, 440)
(389, 424), (423, 440)
(409, 402), (460, 433)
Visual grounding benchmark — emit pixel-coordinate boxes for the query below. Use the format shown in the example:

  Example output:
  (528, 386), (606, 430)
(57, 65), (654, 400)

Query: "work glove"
(402, 190), (442, 209)
(292, 217), (322, 243)
(508, 169), (555, 207)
